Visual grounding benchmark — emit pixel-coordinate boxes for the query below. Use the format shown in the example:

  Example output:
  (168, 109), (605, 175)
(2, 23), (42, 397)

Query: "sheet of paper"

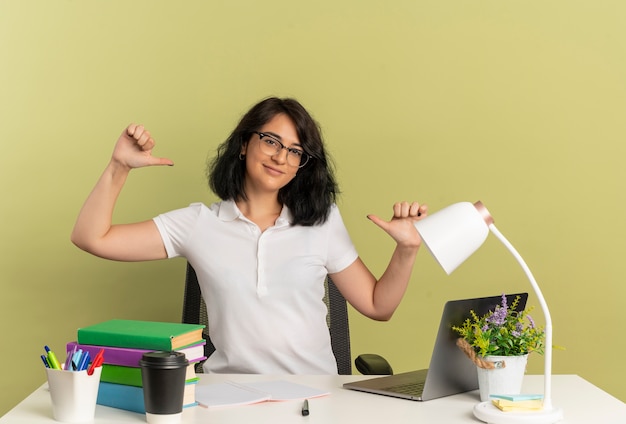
(245, 380), (330, 401)
(195, 380), (329, 408)
(195, 382), (270, 408)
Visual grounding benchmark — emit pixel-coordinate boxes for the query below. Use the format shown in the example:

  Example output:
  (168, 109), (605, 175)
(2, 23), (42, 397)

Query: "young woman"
(71, 97), (427, 374)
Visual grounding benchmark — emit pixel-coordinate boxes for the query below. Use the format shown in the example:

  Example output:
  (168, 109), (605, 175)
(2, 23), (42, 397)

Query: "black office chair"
(181, 262), (393, 375)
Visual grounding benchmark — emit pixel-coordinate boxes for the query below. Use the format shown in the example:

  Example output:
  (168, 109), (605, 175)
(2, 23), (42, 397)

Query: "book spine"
(97, 382), (145, 413)
(76, 320), (205, 351)
(97, 381), (198, 413)
(67, 341), (207, 367)
(66, 342), (147, 368)
(77, 330), (173, 351)
(101, 364), (200, 387)
(101, 364), (143, 387)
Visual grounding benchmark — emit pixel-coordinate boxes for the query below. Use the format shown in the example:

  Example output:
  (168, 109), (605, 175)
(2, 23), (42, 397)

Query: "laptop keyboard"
(383, 381), (425, 396)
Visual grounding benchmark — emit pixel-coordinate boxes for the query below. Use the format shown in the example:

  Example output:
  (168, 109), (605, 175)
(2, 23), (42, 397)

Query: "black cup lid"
(139, 351), (189, 368)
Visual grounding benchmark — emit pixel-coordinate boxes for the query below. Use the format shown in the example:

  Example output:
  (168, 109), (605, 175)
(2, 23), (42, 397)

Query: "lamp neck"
(473, 201), (494, 226)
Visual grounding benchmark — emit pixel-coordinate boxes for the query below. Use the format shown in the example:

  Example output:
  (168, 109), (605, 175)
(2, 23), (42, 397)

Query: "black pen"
(301, 399), (310, 416)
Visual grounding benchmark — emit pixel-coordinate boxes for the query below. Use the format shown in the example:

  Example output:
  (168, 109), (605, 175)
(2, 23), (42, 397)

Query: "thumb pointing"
(150, 156), (175, 167)
(367, 214), (389, 232)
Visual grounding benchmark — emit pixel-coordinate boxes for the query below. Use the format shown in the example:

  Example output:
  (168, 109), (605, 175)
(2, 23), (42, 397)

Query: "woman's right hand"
(71, 123), (172, 260)
(111, 124), (174, 169)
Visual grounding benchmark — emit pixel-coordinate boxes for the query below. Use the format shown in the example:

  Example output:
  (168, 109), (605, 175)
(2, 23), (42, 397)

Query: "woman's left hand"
(367, 201), (428, 248)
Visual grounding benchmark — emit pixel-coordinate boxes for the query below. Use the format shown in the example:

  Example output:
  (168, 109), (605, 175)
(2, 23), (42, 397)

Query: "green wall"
(2, 0), (625, 415)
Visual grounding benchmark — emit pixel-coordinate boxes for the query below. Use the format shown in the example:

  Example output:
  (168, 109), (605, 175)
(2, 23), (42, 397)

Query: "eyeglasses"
(253, 132), (311, 168)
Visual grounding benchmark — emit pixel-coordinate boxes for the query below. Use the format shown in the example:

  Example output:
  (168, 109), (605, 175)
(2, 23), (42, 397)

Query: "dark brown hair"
(207, 97), (338, 225)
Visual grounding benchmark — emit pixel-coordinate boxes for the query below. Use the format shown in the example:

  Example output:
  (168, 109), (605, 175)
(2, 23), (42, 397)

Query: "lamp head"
(414, 201), (494, 274)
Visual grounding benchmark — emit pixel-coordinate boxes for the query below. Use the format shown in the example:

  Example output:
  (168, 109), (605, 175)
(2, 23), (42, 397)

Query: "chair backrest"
(181, 262), (353, 375)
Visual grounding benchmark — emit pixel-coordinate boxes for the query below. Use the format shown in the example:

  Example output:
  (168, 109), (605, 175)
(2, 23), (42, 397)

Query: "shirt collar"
(216, 199), (240, 221)
(218, 199), (292, 227)
(275, 206), (292, 227)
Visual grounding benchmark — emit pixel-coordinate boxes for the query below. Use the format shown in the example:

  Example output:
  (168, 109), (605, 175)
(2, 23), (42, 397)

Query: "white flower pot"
(476, 354), (528, 402)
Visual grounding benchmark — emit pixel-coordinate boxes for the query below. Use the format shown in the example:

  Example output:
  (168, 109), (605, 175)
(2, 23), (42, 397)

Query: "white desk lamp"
(414, 201), (563, 424)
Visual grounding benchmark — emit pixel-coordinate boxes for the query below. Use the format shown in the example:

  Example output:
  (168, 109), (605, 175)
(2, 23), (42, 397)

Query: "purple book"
(66, 340), (207, 368)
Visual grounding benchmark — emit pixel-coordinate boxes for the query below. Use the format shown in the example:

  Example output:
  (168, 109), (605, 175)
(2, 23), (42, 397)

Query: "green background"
(2, 0), (625, 415)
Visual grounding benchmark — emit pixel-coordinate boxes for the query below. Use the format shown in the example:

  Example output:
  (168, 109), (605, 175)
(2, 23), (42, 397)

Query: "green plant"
(452, 294), (545, 357)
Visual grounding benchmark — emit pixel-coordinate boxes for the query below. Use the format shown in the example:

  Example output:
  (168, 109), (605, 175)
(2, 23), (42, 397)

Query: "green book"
(77, 319), (205, 351)
(101, 364), (144, 387)
(101, 364), (199, 387)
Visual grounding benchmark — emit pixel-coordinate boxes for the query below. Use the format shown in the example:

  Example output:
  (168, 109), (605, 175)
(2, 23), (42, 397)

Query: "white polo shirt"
(153, 200), (358, 374)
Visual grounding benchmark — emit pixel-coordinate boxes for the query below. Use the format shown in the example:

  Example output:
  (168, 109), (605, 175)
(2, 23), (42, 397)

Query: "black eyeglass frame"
(252, 131), (312, 168)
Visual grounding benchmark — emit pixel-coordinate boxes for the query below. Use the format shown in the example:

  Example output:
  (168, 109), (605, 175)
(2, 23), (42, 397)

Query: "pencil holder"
(45, 366), (102, 423)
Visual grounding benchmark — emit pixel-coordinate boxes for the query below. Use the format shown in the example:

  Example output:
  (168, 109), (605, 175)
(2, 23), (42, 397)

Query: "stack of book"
(67, 319), (206, 414)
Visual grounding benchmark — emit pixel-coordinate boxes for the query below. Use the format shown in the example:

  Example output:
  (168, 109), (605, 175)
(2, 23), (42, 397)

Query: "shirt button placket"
(256, 230), (268, 297)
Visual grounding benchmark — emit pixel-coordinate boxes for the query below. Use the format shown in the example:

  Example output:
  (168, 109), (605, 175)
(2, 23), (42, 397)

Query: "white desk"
(1, 374), (624, 423)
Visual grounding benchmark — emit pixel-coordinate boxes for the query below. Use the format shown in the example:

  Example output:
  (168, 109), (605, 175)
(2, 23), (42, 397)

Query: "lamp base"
(473, 401), (563, 424)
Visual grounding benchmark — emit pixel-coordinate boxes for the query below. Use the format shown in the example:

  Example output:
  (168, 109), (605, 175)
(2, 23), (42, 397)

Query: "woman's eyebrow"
(265, 131), (302, 147)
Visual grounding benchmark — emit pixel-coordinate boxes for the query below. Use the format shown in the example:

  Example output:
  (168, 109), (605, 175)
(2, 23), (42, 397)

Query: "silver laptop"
(343, 293), (528, 401)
